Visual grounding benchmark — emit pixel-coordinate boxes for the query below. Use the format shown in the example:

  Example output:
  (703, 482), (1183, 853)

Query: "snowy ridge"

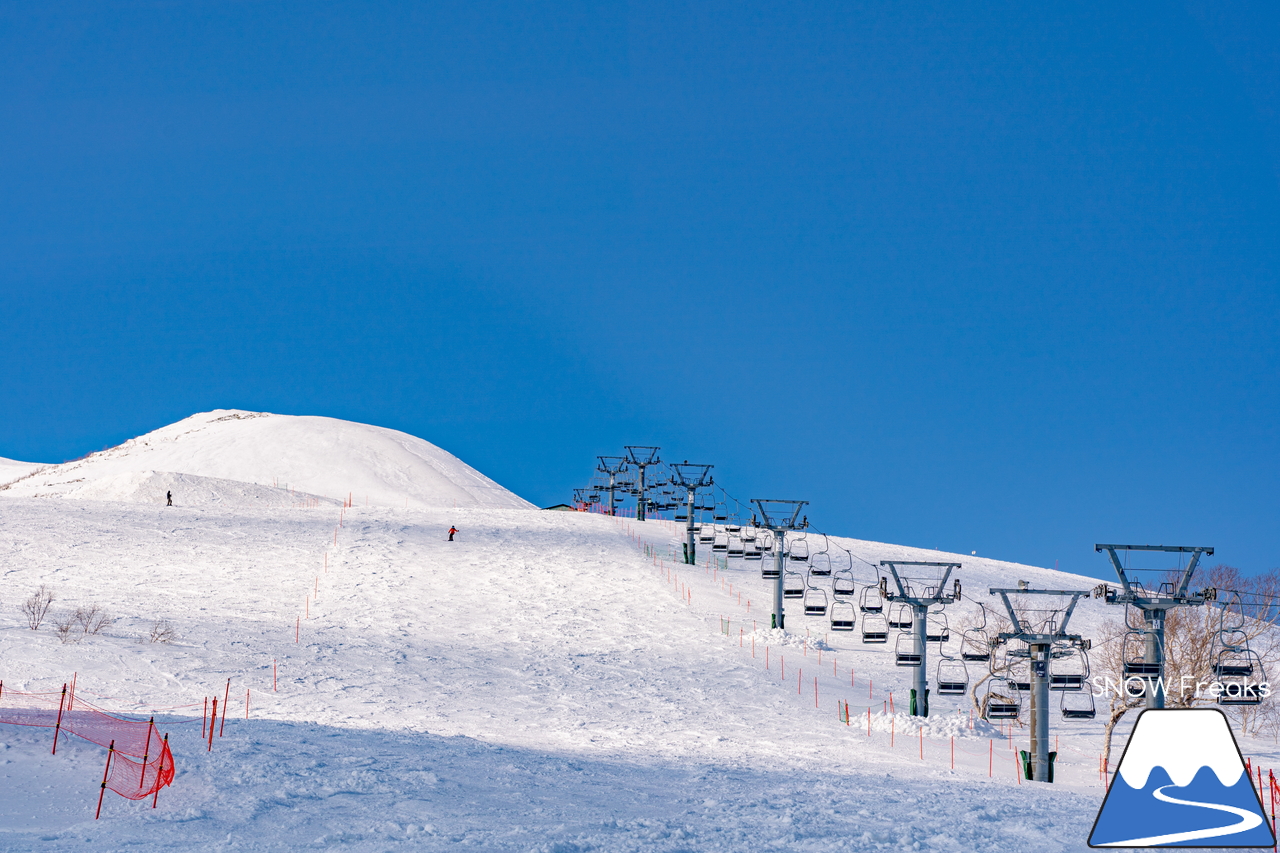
(0, 410), (532, 510)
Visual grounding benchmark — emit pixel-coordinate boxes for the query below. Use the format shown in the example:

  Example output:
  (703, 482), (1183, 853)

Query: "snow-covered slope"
(0, 456), (44, 487)
(1, 422), (1270, 851)
(0, 499), (1124, 851)
(0, 410), (532, 510)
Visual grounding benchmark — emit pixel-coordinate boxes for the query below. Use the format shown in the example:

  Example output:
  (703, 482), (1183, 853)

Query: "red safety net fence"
(0, 680), (177, 806)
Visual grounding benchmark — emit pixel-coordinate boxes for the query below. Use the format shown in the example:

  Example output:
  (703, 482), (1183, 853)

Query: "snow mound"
(0, 410), (532, 510)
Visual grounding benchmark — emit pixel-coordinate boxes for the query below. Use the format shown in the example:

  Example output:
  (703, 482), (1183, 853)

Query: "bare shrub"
(53, 613), (78, 644)
(21, 585), (55, 630)
(148, 619), (177, 644)
(72, 604), (114, 636)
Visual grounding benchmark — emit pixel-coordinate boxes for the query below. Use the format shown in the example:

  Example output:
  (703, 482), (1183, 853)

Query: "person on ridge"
(448, 526), (458, 541)
(166, 490), (173, 507)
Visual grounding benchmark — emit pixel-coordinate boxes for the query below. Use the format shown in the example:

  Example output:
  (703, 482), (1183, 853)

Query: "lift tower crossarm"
(751, 499), (808, 632)
(1095, 544), (1214, 605)
(987, 587), (1091, 783)
(987, 589), (1089, 645)
(882, 561), (961, 718)
(670, 464), (713, 565)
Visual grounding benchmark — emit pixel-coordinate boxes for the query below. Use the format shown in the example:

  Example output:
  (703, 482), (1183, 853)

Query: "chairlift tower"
(670, 463), (714, 565)
(1094, 544), (1215, 709)
(989, 587), (1090, 783)
(597, 456), (629, 517)
(881, 561), (962, 717)
(751, 499), (808, 630)
(625, 446), (661, 522)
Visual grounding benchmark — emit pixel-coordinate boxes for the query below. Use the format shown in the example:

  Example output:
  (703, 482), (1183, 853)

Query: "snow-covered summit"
(0, 410), (533, 510)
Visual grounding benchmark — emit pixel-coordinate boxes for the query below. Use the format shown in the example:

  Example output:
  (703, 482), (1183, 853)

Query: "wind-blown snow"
(0, 410), (532, 510)
(1116, 710), (1245, 789)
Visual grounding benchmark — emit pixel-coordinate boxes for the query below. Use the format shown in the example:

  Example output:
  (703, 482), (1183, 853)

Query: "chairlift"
(741, 527), (757, 542)
(803, 588), (829, 617)
(762, 561), (780, 579)
(858, 585), (884, 614)
(712, 532), (728, 552)
(726, 536), (744, 558)
(757, 530), (775, 553)
(1121, 631), (1162, 677)
(832, 572), (856, 598)
(830, 600), (856, 631)
(888, 603), (913, 630)
(1214, 646), (1257, 679)
(960, 609), (992, 662)
(936, 657), (969, 695)
(744, 541), (762, 561)
(895, 633), (922, 666)
(926, 612), (950, 643)
(1218, 673), (1265, 707)
(1007, 656), (1033, 694)
(809, 552), (833, 576)
(981, 678), (1022, 721)
(783, 572), (805, 598)
(861, 613), (889, 644)
(1061, 690), (1096, 720)
(1049, 644), (1089, 691)
(699, 527), (716, 544)
(787, 537), (810, 563)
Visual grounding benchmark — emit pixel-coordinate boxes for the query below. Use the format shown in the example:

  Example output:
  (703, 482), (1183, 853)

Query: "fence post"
(52, 684), (67, 755)
(95, 740), (115, 819)
(208, 699), (217, 751)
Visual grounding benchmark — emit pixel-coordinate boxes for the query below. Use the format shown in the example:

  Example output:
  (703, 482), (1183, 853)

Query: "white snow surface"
(0, 457), (44, 487)
(1117, 709), (1245, 789)
(1, 420), (1274, 850)
(0, 410), (532, 510)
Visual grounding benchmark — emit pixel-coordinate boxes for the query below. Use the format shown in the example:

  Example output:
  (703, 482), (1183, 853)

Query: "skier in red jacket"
(448, 526), (458, 541)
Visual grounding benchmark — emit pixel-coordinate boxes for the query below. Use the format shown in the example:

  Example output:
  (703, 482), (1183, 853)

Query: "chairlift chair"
(744, 541), (762, 561)
(1061, 690), (1096, 720)
(832, 572), (856, 597)
(699, 527), (716, 544)
(830, 600), (856, 631)
(926, 612), (951, 643)
(1214, 647), (1257, 679)
(1007, 656), (1033, 694)
(981, 678), (1022, 721)
(1121, 631), (1162, 677)
(1218, 675), (1265, 707)
(762, 560), (780, 579)
(712, 532), (728, 553)
(861, 613), (889, 644)
(783, 572), (805, 599)
(936, 657), (969, 695)
(1049, 644), (1089, 691)
(803, 588), (829, 617)
(895, 633), (922, 666)
(726, 536), (744, 558)
(741, 527), (757, 542)
(858, 585), (884, 614)
(809, 552), (833, 576)
(888, 604), (913, 630)
(787, 538), (810, 562)
(959, 605), (992, 662)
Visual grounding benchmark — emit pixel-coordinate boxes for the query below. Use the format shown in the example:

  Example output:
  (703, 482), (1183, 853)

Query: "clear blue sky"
(2, 2), (1278, 580)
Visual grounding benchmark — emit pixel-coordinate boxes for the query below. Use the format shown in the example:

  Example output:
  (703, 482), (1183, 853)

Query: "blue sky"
(2, 2), (1278, 580)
